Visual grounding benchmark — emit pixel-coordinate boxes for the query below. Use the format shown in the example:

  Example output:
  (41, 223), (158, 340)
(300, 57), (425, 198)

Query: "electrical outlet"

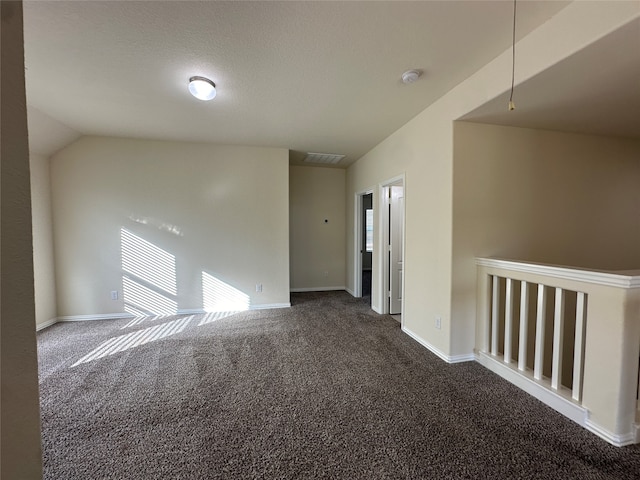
(110, 290), (119, 301)
(256, 284), (262, 293)
(323, 271), (329, 277)
(435, 316), (441, 329)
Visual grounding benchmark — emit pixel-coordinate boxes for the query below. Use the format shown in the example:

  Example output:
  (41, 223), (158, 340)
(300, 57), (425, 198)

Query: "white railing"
(475, 258), (640, 447)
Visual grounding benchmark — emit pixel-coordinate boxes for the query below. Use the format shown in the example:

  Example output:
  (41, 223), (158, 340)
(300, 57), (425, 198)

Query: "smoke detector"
(401, 69), (421, 84)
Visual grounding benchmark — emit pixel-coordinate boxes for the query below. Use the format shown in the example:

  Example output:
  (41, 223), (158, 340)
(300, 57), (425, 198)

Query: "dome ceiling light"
(188, 76), (216, 101)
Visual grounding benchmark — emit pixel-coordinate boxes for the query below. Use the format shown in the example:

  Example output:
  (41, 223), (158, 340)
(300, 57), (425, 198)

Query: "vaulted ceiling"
(24, 1), (638, 166)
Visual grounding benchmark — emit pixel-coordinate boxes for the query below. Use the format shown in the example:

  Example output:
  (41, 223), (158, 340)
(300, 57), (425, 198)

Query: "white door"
(389, 186), (404, 314)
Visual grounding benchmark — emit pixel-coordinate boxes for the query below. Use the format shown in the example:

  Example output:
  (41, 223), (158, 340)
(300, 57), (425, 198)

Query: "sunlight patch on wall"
(202, 271), (250, 313)
(121, 228), (178, 316)
(71, 316), (192, 367)
(122, 277), (178, 316)
(123, 304), (149, 319)
(121, 228), (176, 295)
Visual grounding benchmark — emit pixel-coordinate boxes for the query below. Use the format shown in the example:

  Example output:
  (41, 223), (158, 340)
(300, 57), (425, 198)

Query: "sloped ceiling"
(23, 0), (573, 164)
(27, 105), (81, 157)
(25, 3), (640, 164)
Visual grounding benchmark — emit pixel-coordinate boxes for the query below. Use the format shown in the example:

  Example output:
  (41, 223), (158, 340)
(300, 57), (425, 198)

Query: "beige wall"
(453, 122), (640, 356)
(1, 1), (44, 477)
(30, 153), (57, 327)
(346, 1), (638, 360)
(346, 109), (452, 354)
(289, 165), (346, 291)
(50, 136), (290, 317)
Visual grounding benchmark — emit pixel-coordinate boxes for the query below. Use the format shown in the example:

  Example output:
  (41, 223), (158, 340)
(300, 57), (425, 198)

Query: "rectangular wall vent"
(303, 152), (346, 165)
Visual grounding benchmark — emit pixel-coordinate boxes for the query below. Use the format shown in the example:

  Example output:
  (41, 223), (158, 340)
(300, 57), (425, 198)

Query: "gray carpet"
(38, 291), (640, 479)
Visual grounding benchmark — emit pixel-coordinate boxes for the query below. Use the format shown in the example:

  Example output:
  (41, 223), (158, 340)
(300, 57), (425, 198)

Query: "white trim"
(377, 184), (390, 314)
(290, 286), (345, 293)
(377, 173), (406, 317)
(55, 303), (291, 322)
(475, 351), (588, 426)
(345, 287), (356, 297)
(476, 257), (640, 289)
(36, 318), (59, 331)
(354, 192), (362, 298)
(584, 417), (637, 447)
(449, 352), (477, 363)
(250, 302), (290, 310)
(56, 313), (135, 322)
(177, 308), (206, 315)
(381, 173), (405, 188)
(402, 326), (475, 364)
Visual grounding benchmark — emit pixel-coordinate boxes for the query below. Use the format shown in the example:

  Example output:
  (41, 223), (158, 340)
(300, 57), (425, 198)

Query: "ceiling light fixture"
(188, 76), (216, 101)
(401, 69), (421, 84)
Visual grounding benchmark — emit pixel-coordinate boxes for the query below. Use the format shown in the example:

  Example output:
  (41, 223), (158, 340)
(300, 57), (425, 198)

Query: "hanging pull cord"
(509, 0), (517, 111)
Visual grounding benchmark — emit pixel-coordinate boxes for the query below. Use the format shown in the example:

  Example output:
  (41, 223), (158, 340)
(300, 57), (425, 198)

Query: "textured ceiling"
(461, 17), (640, 139)
(23, 1), (574, 164)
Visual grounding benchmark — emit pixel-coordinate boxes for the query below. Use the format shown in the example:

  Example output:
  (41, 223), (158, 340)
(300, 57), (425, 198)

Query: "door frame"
(377, 174), (405, 319)
(353, 188), (374, 298)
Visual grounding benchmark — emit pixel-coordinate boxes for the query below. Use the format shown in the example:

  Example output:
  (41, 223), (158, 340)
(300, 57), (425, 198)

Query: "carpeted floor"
(38, 291), (640, 479)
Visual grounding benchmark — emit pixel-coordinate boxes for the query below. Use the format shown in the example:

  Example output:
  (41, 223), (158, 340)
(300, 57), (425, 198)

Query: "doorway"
(362, 193), (373, 300)
(387, 185), (404, 314)
(353, 176), (405, 320)
(354, 189), (374, 303)
(379, 175), (405, 319)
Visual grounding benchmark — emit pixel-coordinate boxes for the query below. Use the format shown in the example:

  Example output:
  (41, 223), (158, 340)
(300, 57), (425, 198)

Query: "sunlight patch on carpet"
(197, 311), (239, 326)
(72, 316), (193, 367)
(121, 314), (175, 329)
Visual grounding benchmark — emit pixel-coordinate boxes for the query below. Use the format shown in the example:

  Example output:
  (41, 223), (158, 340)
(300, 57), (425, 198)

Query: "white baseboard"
(54, 303), (290, 323)
(250, 303), (291, 310)
(476, 351), (588, 425)
(584, 417), (638, 447)
(36, 318), (59, 331)
(476, 351), (640, 446)
(345, 287), (356, 297)
(449, 352), (477, 363)
(57, 312), (135, 322)
(178, 308), (206, 315)
(183, 304), (291, 312)
(290, 286), (345, 293)
(402, 326), (475, 364)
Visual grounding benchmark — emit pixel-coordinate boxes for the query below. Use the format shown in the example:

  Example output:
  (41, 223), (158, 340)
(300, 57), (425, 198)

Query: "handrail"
(475, 257), (640, 446)
(476, 257), (640, 288)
